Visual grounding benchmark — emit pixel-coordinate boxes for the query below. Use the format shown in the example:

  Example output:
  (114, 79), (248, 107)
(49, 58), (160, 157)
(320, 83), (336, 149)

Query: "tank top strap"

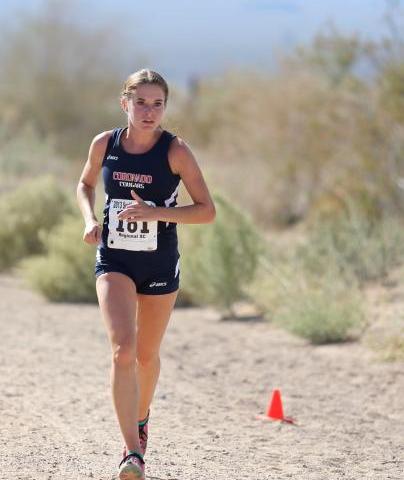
(112, 127), (125, 149)
(157, 130), (178, 178)
(159, 130), (177, 154)
(102, 128), (123, 166)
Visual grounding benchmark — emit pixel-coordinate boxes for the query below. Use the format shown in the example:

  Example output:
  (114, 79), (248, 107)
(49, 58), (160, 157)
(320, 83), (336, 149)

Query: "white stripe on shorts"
(174, 258), (180, 278)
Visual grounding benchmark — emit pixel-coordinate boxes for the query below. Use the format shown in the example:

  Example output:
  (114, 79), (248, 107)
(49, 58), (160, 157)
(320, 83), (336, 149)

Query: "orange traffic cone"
(256, 389), (296, 424)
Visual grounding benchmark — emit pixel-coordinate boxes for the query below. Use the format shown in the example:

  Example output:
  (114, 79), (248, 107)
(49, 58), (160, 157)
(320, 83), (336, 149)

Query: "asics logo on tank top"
(149, 281), (167, 287)
(107, 154), (118, 160)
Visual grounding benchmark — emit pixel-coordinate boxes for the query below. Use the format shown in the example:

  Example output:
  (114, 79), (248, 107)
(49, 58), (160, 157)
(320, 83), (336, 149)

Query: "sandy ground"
(0, 274), (403, 480)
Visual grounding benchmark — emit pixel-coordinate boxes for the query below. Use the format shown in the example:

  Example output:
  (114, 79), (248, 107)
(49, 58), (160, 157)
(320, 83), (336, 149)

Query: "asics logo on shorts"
(149, 281), (167, 287)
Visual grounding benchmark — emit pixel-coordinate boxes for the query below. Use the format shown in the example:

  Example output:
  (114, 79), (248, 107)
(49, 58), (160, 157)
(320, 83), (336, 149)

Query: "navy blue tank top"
(100, 127), (181, 250)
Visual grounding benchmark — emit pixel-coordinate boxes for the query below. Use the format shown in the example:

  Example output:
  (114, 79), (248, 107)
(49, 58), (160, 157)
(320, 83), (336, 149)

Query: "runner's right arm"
(77, 131), (112, 244)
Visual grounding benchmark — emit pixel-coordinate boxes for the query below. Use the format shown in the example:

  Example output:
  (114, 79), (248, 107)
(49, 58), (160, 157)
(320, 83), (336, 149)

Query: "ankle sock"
(138, 410), (150, 427)
(128, 449), (143, 458)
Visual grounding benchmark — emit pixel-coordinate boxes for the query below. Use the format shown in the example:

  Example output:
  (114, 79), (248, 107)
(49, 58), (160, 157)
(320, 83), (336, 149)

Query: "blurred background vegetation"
(1, 0), (404, 357)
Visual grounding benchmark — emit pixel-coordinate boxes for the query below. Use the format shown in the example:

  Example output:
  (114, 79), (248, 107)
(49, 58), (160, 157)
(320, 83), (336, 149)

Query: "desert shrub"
(20, 215), (97, 302)
(0, 124), (68, 187)
(0, 176), (73, 270)
(276, 286), (365, 344)
(378, 61), (404, 124)
(179, 193), (265, 316)
(299, 208), (404, 284)
(167, 24), (404, 228)
(249, 253), (365, 344)
(248, 201), (404, 344)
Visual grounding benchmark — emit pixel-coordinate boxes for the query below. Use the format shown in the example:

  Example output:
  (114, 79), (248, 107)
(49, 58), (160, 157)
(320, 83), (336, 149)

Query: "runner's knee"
(112, 343), (137, 368)
(136, 349), (160, 367)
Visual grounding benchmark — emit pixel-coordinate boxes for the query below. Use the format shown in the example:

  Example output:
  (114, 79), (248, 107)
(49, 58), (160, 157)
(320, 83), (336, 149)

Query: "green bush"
(179, 193), (265, 316)
(299, 209), (404, 284)
(20, 215), (97, 302)
(275, 281), (365, 344)
(0, 176), (74, 271)
(249, 255), (365, 344)
(248, 205), (404, 345)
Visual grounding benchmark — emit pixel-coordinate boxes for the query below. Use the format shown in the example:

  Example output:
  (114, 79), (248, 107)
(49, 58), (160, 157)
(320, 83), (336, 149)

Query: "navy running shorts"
(95, 245), (180, 295)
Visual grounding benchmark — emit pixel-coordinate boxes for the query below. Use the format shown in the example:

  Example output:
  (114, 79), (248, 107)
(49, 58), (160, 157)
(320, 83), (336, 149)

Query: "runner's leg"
(136, 291), (178, 419)
(96, 272), (141, 453)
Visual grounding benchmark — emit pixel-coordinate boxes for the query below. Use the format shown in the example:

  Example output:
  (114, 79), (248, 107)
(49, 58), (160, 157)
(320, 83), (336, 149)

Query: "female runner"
(77, 69), (215, 480)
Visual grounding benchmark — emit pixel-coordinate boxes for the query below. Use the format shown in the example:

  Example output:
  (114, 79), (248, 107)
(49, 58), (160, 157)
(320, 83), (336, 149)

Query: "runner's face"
(124, 84), (166, 130)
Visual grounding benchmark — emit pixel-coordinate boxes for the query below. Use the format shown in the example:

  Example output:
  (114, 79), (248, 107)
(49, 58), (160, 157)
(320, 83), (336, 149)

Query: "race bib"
(107, 198), (157, 251)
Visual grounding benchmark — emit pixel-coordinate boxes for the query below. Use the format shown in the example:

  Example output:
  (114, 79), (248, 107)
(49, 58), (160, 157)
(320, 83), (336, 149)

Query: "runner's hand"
(117, 190), (157, 221)
(83, 220), (101, 244)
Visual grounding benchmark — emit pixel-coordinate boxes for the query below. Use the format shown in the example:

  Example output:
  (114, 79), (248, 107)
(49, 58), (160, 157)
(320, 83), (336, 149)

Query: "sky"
(0, 0), (400, 86)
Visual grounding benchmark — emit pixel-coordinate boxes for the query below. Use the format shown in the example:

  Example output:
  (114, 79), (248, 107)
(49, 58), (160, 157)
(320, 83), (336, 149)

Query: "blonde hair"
(121, 69), (169, 105)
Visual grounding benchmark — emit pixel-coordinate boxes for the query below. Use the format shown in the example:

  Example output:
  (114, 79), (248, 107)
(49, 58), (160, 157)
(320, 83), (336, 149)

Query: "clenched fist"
(83, 220), (101, 244)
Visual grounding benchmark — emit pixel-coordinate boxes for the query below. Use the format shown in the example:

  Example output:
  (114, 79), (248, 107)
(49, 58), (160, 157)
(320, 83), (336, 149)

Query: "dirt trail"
(0, 274), (403, 480)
